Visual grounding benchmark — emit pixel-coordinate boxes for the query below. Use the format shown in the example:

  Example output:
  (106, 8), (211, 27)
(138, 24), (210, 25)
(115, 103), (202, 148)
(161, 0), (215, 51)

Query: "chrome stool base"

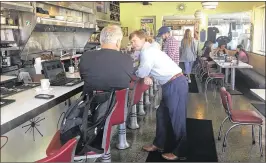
(116, 123), (130, 150)
(144, 90), (151, 105)
(128, 105), (139, 129)
(138, 93), (146, 116)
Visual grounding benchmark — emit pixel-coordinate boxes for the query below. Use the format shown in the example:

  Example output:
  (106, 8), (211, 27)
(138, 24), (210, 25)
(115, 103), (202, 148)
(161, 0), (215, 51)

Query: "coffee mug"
(69, 66), (75, 74)
(40, 79), (50, 90)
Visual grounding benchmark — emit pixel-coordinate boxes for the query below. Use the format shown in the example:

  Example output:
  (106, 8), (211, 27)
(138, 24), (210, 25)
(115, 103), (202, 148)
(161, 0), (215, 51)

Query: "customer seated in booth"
(235, 44), (249, 63)
(213, 43), (229, 56)
(201, 41), (217, 68)
(79, 25), (134, 94)
(202, 41), (214, 61)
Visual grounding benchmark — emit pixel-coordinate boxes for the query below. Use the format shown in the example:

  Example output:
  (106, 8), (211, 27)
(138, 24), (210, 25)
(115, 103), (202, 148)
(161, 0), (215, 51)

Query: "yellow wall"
(120, 2), (264, 47)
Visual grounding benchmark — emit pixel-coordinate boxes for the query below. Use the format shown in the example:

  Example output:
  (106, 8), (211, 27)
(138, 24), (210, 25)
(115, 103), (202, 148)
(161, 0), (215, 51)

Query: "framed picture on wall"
(140, 17), (156, 36)
(122, 27), (128, 37)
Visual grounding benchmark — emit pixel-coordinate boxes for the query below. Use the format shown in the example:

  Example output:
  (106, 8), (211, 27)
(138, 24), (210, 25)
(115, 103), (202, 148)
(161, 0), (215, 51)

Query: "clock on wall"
(177, 3), (186, 12)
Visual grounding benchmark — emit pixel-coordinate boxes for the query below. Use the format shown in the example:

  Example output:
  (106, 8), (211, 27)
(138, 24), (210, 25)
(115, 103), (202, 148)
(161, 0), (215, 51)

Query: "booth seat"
(236, 52), (265, 89)
(236, 69), (265, 89)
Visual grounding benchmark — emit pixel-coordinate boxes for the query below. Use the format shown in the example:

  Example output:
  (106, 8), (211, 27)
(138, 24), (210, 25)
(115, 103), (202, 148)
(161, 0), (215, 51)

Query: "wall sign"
(140, 17), (155, 36)
(141, 19), (153, 23)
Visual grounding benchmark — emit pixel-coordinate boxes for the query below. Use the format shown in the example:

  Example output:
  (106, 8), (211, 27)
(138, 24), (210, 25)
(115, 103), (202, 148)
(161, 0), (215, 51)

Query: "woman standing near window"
(180, 29), (197, 83)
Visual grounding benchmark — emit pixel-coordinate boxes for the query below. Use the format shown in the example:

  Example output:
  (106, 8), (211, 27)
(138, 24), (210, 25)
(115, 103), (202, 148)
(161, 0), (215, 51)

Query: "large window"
(253, 6), (265, 55)
(208, 12), (252, 50)
(260, 7), (265, 54)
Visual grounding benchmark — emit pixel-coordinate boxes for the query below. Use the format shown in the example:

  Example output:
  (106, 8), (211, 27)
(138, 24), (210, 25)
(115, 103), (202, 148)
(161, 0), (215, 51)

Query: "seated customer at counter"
(79, 25), (134, 94)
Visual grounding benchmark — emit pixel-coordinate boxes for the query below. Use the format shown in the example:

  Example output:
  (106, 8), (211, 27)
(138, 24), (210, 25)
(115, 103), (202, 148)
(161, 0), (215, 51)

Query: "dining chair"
(205, 60), (225, 94)
(218, 87), (263, 156)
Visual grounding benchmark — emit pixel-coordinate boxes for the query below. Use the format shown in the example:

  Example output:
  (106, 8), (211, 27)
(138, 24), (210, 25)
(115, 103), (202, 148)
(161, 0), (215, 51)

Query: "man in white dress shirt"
(146, 36), (161, 50)
(129, 30), (188, 161)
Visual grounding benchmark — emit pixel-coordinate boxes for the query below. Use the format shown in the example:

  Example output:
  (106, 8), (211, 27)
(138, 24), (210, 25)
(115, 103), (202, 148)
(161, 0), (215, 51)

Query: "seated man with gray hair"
(79, 25), (134, 94)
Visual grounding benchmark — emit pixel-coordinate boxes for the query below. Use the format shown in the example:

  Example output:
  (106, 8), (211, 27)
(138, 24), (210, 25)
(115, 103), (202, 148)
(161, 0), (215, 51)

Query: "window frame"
(252, 5), (265, 56)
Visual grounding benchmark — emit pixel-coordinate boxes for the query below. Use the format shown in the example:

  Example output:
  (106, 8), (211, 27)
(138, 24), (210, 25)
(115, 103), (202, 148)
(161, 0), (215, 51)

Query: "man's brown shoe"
(142, 144), (164, 152)
(162, 153), (187, 161)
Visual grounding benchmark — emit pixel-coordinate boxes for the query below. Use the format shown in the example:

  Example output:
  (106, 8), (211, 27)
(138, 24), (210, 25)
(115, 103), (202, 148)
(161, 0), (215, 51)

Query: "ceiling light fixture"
(194, 10), (203, 19)
(201, 2), (218, 10)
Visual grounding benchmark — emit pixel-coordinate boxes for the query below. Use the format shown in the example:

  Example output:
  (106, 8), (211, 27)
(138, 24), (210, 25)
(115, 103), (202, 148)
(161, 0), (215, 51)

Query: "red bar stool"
(100, 88), (128, 162)
(149, 80), (155, 98)
(128, 79), (149, 130)
(36, 135), (80, 162)
(144, 89), (151, 105)
(153, 78), (159, 92)
(46, 89), (129, 162)
(218, 87), (263, 156)
(137, 91), (146, 116)
(137, 78), (149, 116)
(116, 88), (131, 150)
(132, 73), (151, 106)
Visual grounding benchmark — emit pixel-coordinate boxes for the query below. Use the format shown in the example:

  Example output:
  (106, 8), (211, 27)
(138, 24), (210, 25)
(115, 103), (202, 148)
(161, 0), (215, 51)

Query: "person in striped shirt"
(157, 26), (180, 65)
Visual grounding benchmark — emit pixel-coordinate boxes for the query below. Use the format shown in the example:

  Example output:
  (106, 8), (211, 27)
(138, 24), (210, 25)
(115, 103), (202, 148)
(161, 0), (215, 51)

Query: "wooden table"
(250, 89), (265, 101)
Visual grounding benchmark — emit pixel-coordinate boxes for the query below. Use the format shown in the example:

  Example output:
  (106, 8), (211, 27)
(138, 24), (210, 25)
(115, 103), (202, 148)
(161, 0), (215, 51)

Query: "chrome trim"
(0, 2), (34, 13)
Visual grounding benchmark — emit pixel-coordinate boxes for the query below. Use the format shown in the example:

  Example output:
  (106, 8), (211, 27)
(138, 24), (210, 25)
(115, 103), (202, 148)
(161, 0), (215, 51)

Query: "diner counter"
(0, 75), (17, 83)
(1, 72), (83, 135)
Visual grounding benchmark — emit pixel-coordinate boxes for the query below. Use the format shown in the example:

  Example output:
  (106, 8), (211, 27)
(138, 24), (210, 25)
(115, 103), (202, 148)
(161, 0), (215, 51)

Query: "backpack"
(60, 90), (117, 155)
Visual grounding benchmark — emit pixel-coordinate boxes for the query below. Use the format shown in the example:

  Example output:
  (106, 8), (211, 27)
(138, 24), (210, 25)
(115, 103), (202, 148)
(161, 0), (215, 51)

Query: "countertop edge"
(1, 85), (83, 135)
